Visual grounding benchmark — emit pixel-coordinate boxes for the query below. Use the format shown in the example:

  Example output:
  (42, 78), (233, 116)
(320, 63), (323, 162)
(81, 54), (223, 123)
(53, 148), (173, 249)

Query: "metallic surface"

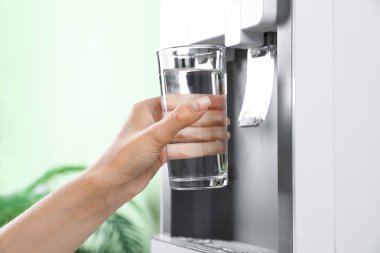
(277, 0), (293, 252)
(230, 48), (278, 250)
(152, 235), (276, 253)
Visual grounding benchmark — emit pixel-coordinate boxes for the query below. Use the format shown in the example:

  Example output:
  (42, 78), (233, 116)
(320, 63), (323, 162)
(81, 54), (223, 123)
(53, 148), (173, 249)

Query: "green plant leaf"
(79, 213), (144, 253)
(23, 165), (86, 194)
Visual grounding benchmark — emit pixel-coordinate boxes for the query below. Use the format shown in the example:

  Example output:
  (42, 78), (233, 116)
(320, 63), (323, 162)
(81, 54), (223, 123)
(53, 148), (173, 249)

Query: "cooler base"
(151, 235), (277, 253)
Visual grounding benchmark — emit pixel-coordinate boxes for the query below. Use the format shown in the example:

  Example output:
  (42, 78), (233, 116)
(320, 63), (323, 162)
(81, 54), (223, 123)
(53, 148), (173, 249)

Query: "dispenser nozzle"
(237, 44), (276, 127)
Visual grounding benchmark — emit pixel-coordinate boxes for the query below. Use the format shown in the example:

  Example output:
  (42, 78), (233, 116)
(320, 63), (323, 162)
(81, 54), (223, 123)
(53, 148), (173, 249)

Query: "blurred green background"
(0, 0), (160, 252)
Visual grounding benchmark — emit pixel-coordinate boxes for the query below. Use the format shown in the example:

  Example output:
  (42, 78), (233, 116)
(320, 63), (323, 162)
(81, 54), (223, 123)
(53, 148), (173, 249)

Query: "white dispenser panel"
(160, 0), (277, 48)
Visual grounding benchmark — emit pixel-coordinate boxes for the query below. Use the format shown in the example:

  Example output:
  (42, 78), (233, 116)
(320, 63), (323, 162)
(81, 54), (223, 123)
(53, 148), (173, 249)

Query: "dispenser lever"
(237, 43), (276, 127)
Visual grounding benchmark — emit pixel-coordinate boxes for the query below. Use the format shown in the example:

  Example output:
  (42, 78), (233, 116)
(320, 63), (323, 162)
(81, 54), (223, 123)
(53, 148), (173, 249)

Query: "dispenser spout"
(237, 41), (276, 127)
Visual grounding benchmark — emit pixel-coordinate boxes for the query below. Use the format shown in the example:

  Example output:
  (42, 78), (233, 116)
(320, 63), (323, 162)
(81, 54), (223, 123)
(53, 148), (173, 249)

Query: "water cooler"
(152, 0), (380, 252)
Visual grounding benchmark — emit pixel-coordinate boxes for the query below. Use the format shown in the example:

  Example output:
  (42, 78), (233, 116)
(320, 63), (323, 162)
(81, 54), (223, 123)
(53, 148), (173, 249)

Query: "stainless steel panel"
(229, 49), (278, 250)
(277, 0), (293, 252)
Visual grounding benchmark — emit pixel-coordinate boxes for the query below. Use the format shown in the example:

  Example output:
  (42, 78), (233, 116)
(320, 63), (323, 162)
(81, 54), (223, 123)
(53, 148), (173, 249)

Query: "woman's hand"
(88, 96), (229, 205)
(0, 96), (229, 253)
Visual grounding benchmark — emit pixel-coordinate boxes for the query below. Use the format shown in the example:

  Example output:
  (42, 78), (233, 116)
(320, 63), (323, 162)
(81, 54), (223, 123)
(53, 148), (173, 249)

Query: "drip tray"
(152, 235), (277, 253)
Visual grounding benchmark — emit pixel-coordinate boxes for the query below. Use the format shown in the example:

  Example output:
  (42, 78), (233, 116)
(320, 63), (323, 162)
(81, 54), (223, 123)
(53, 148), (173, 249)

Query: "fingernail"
(227, 132), (231, 139)
(225, 117), (231, 126)
(191, 96), (211, 112)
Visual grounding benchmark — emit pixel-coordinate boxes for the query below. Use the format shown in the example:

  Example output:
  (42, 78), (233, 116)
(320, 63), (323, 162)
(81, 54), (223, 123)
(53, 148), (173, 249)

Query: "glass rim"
(157, 44), (226, 56)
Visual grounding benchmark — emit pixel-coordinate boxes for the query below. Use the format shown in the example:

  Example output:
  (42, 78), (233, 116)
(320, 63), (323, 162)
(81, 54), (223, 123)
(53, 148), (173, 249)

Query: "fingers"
(193, 111), (229, 127)
(167, 141), (226, 160)
(167, 110), (228, 127)
(165, 94), (226, 111)
(173, 127), (230, 143)
(145, 96), (211, 147)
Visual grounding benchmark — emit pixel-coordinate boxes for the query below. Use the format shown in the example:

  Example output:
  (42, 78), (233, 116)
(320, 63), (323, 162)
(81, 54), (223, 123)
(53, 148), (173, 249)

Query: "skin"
(0, 96), (229, 253)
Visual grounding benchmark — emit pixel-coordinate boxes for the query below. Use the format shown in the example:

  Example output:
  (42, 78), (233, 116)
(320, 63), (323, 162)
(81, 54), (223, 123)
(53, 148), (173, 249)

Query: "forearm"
(0, 96), (214, 253)
(0, 169), (125, 253)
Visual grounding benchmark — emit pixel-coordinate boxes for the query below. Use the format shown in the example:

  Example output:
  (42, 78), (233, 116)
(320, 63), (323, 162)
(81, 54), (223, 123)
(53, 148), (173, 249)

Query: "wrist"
(84, 163), (133, 213)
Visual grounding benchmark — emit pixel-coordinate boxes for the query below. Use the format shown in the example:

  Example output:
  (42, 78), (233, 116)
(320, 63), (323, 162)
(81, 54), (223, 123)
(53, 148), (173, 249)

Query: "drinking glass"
(157, 45), (228, 190)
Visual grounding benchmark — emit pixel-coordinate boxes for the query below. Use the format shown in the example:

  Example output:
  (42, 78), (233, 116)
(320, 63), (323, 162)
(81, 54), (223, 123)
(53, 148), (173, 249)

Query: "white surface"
(334, 0), (380, 252)
(225, 0), (241, 47)
(159, 0), (276, 48)
(225, 1), (264, 48)
(294, 0), (380, 252)
(293, 0), (335, 252)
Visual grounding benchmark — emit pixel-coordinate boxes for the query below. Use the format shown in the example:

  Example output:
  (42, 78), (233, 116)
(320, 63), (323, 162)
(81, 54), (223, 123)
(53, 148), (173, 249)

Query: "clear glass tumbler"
(157, 45), (228, 190)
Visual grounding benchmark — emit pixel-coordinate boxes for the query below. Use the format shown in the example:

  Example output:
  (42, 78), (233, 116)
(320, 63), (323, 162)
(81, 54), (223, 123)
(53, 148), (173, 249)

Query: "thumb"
(145, 96), (211, 147)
